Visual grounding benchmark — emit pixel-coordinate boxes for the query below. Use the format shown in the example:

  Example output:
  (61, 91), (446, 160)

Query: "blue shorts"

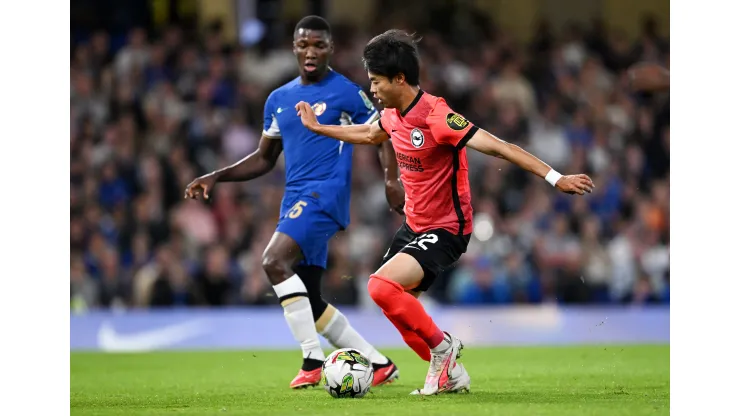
(276, 196), (342, 269)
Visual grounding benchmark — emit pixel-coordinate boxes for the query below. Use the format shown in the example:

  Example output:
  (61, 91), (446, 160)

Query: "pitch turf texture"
(71, 345), (669, 415)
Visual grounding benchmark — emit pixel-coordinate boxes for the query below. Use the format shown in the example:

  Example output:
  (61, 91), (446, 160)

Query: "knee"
(261, 252), (291, 284)
(367, 275), (403, 309)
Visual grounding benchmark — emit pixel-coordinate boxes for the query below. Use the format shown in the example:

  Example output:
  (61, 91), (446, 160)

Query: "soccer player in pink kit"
(295, 30), (595, 395)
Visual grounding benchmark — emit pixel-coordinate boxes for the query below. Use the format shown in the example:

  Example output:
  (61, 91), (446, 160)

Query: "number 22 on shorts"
(409, 233), (438, 250)
(288, 200), (308, 219)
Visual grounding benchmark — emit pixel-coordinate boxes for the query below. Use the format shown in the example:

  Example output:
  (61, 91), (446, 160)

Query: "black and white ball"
(321, 348), (374, 398)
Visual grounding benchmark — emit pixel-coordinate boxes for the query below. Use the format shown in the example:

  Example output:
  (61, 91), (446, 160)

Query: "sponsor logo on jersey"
(396, 151), (424, 172)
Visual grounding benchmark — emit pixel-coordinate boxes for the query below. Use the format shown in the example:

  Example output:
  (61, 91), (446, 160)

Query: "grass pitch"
(71, 345), (668, 415)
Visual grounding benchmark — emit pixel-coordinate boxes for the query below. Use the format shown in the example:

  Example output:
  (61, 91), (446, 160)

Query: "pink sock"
(367, 274), (444, 348)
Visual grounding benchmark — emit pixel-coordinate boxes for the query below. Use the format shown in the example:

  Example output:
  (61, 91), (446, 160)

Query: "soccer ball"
(321, 348), (374, 398)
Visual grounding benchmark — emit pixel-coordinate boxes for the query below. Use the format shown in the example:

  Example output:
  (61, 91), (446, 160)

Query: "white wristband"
(545, 169), (562, 187)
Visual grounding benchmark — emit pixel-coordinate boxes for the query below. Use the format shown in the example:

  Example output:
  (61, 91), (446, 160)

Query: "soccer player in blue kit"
(185, 16), (403, 389)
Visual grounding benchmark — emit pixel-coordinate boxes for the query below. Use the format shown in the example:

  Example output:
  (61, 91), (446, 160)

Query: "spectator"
(579, 215), (612, 302)
(71, 253), (98, 311)
(450, 257), (512, 305)
(193, 244), (237, 306)
(70, 12), (668, 310)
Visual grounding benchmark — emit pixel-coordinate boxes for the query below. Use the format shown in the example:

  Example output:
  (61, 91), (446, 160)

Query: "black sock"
(372, 357), (393, 370)
(302, 357), (323, 371)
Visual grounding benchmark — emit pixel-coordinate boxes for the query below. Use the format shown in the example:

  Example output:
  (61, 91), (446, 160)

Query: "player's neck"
(397, 86), (422, 114)
(300, 69), (332, 85)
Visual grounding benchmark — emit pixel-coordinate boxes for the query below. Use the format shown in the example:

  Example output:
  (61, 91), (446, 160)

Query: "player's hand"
(295, 101), (320, 131)
(385, 179), (405, 215)
(184, 174), (217, 201)
(555, 174), (594, 195)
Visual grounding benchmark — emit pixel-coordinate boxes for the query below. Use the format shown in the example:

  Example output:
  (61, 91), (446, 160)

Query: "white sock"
(274, 275), (325, 361)
(431, 333), (451, 353)
(320, 307), (389, 366)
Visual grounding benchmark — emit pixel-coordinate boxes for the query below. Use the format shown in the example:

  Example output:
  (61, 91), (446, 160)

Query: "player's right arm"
(184, 136), (283, 200)
(295, 101), (389, 145)
(212, 135), (283, 182)
(186, 91), (285, 200)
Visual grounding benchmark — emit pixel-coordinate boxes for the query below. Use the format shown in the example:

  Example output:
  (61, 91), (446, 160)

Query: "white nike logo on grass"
(97, 319), (210, 352)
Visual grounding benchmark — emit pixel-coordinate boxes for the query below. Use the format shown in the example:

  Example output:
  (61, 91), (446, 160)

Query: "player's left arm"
(465, 128), (594, 195)
(430, 103), (594, 195)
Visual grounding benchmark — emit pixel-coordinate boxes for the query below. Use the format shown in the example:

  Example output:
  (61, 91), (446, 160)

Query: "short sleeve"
(428, 99), (479, 149)
(344, 86), (379, 125)
(262, 90), (281, 138)
(377, 109), (391, 136)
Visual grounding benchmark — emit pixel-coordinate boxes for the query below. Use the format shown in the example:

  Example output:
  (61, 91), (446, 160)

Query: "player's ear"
(394, 73), (406, 85)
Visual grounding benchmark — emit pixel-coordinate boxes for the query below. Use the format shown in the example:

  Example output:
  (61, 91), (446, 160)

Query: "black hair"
(362, 29), (421, 86)
(294, 15), (332, 36)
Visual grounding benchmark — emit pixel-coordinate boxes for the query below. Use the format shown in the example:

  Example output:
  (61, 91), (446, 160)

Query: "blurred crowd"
(70, 5), (669, 311)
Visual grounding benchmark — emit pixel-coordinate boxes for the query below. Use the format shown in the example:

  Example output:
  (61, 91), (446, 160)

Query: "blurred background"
(70, 0), (669, 312)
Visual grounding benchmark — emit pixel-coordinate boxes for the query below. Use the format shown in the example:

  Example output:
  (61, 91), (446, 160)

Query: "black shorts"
(381, 222), (471, 292)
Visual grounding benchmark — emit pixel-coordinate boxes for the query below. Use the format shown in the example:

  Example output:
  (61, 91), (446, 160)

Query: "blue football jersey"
(262, 70), (378, 228)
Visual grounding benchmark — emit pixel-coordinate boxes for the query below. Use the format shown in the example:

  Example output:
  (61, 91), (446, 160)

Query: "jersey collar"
(400, 89), (424, 117)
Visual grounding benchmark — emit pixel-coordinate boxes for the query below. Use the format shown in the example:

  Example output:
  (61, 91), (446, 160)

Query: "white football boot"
(411, 332), (464, 396)
(410, 362), (470, 395)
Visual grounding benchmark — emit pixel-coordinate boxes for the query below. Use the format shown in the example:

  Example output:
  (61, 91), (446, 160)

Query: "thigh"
(381, 222), (418, 266)
(398, 229), (471, 292)
(375, 252), (426, 290)
(262, 230), (304, 266)
(276, 197), (340, 269)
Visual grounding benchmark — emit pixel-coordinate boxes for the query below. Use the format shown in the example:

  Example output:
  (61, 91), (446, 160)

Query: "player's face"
(368, 72), (400, 108)
(293, 29), (333, 82)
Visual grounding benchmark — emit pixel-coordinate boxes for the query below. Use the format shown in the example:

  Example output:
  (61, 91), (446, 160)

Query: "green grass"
(71, 345), (669, 416)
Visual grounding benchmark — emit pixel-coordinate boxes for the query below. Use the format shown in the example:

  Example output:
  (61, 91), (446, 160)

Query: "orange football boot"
(372, 359), (400, 386)
(290, 367), (322, 389)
